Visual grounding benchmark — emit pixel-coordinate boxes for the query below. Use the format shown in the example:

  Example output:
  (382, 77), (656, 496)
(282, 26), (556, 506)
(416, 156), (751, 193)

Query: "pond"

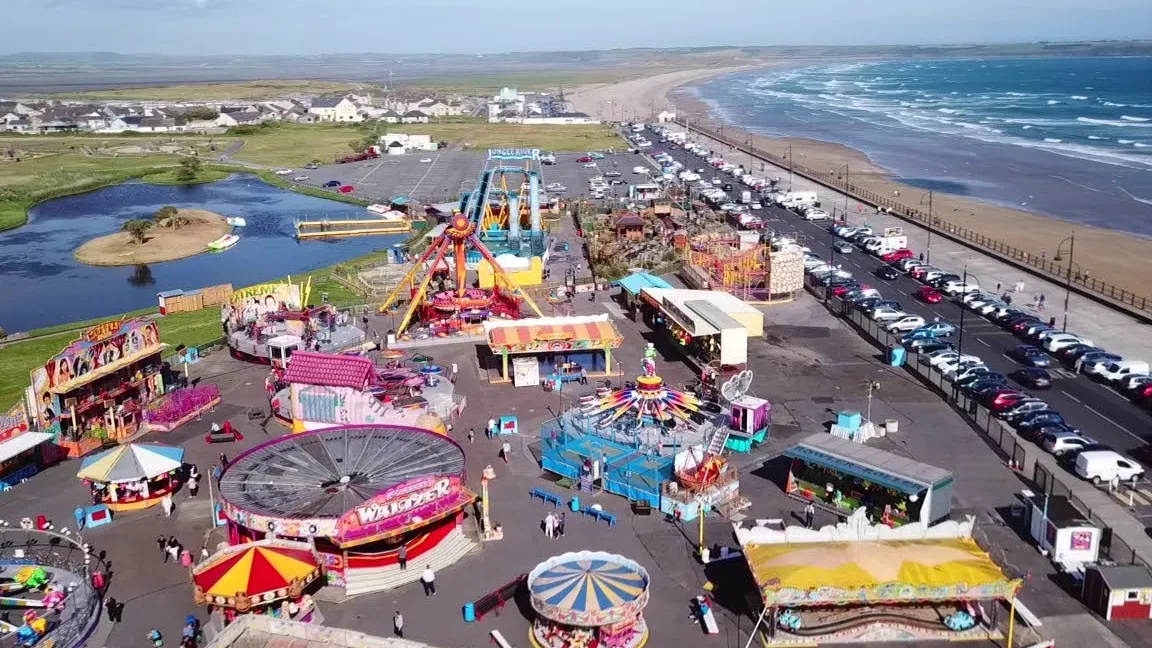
(0, 174), (404, 332)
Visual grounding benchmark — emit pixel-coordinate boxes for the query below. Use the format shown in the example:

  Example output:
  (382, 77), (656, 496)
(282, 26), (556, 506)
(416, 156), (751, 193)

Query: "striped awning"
(488, 320), (623, 353)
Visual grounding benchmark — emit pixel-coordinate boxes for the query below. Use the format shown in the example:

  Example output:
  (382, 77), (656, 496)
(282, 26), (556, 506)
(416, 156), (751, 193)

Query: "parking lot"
(291, 150), (636, 206)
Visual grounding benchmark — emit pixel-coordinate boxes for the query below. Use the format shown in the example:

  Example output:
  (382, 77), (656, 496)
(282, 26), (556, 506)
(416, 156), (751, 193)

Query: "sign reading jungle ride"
(487, 148), (540, 161)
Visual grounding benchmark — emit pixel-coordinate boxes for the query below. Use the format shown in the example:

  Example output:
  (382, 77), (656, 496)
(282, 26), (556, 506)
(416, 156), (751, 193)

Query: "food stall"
(27, 318), (167, 457)
(485, 316), (623, 386)
(76, 442), (184, 511)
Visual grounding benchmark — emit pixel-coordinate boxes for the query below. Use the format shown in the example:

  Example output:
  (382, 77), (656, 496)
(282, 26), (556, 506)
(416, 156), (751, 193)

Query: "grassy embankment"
(42, 80), (380, 102)
(0, 248), (391, 410)
(0, 121), (621, 230)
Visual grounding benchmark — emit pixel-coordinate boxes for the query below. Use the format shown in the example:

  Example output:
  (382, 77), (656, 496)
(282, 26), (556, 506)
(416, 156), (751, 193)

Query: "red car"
(881, 248), (915, 263)
(909, 266), (934, 280)
(576, 156), (593, 163)
(338, 185), (355, 193)
(916, 286), (944, 304)
(988, 393), (1031, 411)
(831, 284), (860, 298)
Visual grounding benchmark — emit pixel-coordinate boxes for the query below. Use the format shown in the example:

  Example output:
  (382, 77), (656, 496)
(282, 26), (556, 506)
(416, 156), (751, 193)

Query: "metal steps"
(705, 427), (730, 456)
(342, 528), (478, 598)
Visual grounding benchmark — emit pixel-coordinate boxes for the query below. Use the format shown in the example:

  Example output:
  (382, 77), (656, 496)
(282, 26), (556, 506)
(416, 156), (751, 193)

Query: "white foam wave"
(1119, 139), (1136, 144)
(1022, 125), (1033, 130)
(1077, 117), (1152, 128)
(1121, 115), (1150, 122)
(1006, 92), (1029, 97)
(1070, 95), (1089, 100)
(1101, 101), (1127, 107)
(1087, 135), (1107, 140)
(1047, 100), (1061, 105)
(938, 108), (959, 114)
(1135, 143), (1151, 148)
(1044, 138), (1063, 143)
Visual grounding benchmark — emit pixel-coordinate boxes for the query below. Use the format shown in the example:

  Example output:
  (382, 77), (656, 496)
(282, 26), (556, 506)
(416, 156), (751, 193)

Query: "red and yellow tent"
(192, 540), (323, 611)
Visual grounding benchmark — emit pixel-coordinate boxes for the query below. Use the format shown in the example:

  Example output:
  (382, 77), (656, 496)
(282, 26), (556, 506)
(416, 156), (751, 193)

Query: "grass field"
(397, 68), (681, 93)
(142, 168), (232, 185)
(43, 80), (380, 102)
(0, 248), (388, 410)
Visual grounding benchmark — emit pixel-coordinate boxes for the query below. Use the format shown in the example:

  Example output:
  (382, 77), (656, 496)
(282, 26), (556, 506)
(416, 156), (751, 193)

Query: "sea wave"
(1047, 100), (1061, 105)
(1101, 101), (1128, 107)
(1077, 117), (1152, 127)
(1044, 138), (1063, 143)
(1122, 115), (1150, 122)
(1119, 139), (1136, 144)
(1070, 95), (1089, 100)
(1135, 143), (1151, 148)
(1088, 135), (1108, 140)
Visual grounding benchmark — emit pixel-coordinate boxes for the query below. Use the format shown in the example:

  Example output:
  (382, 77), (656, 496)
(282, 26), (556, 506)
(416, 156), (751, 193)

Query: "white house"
(401, 110), (429, 124)
(309, 97), (362, 122)
(409, 99), (463, 117)
(215, 111), (265, 128)
(657, 110), (677, 123)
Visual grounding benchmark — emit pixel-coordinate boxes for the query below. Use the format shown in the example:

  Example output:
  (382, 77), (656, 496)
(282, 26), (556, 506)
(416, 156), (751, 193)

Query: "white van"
(779, 191), (818, 208)
(1075, 450), (1145, 484)
(1097, 360), (1150, 384)
(632, 166), (649, 175)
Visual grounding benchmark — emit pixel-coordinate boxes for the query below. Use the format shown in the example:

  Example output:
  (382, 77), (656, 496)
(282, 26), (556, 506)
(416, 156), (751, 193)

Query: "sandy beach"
(74, 208), (231, 266)
(570, 66), (1152, 302)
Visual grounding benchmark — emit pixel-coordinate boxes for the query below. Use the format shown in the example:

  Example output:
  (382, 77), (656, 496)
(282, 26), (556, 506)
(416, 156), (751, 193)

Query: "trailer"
(336, 146), (381, 164)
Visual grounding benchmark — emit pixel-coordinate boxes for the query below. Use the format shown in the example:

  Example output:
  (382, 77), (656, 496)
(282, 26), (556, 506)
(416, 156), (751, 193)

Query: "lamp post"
(1053, 232), (1076, 332)
(787, 144), (794, 190)
(919, 191), (934, 264)
(956, 267), (981, 359)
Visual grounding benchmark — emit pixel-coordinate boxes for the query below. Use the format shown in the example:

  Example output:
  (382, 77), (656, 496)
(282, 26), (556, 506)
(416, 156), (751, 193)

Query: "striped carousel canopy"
(528, 552), (650, 625)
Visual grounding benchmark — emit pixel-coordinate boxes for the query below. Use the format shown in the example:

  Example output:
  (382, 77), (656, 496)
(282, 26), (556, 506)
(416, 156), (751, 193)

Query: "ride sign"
(488, 148), (540, 161)
(335, 475), (472, 544)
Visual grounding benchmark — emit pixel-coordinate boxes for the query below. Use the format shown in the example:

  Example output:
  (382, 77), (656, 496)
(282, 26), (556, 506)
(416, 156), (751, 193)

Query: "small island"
(74, 207), (233, 266)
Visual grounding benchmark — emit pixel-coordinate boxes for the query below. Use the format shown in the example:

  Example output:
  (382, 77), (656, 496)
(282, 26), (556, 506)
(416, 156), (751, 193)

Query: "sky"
(2, 0), (1152, 55)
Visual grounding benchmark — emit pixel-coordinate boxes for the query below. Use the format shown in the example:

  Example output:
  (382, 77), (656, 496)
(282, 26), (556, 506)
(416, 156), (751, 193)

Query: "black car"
(722, 183), (733, 192)
(967, 380), (1009, 397)
(910, 340), (955, 354)
(874, 265), (901, 280)
(1060, 344), (1102, 363)
(956, 371), (1004, 388)
(866, 300), (902, 313)
(993, 308), (1027, 324)
(1011, 367), (1053, 389)
(927, 274), (961, 288)
(323, 180), (341, 187)
(1014, 410), (1066, 433)
(855, 297), (883, 311)
(1010, 345), (1051, 367)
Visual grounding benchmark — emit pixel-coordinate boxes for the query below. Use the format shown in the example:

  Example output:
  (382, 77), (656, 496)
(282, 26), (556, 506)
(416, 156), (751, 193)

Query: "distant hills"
(2, 41), (1151, 95)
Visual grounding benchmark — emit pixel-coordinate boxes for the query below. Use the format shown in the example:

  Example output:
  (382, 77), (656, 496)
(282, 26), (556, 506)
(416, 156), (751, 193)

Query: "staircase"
(579, 474), (594, 493)
(342, 528), (479, 598)
(705, 427), (730, 456)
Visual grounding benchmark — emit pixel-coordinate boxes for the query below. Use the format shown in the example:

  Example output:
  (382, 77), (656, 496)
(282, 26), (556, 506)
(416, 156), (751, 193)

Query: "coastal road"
(645, 128), (1152, 463)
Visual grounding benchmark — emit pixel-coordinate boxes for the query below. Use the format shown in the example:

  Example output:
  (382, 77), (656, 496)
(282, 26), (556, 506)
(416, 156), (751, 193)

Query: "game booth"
(224, 279), (367, 364)
(192, 539), (325, 627)
(734, 510), (1023, 645)
(76, 442), (184, 512)
(485, 315), (624, 387)
(27, 318), (168, 457)
(527, 551), (651, 648)
(783, 433), (954, 529)
(217, 424), (476, 596)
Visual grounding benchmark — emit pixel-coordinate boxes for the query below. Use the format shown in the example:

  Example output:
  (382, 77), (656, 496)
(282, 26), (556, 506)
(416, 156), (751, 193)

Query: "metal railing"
(678, 120), (1152, 319)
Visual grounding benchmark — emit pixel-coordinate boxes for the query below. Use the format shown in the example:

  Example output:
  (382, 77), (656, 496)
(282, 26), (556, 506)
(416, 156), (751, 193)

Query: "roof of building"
(380, 109), (400, 117)
(1089, 564), (1152, 591)
(617, 272), (673, 296)
(784, 433), (953, 493)
(230, 112), (263, 123)
(139, 117), (174, 128)
(486, 315), (623, 352)
(497, 109), (520, 118)
(310, 97), (347, 108)
(685, 299), (745, 332)
(553, 112), (592, 118)
(614, 212), (645, 228)
(403, 110), (428, 117)
(281, 351), (374, 389)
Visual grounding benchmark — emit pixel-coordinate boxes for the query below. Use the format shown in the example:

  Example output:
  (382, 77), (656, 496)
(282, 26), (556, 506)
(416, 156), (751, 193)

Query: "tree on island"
(152, 205), (190, 229)
(175, 157), (202, 182)
(121, 219), (154, 244)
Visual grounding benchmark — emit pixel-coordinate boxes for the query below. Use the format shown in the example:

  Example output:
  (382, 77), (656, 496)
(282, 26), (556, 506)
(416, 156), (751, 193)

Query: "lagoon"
(0, 175), (401, 332)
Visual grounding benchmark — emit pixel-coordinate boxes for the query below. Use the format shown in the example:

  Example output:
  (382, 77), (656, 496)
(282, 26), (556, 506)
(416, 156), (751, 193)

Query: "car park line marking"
(406, 154), (441, 196)
(1060, 390), (1082, 403)
(1083, 405), (1141, 441)
(977, 339), (991, 347)
(896, 289), (907, 295)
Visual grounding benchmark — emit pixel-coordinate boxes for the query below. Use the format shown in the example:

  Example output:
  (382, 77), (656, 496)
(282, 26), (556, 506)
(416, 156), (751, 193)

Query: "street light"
(919, 191), (934, 264)
(1053, 231), (1076, 332)
(956, 267), (981, 359)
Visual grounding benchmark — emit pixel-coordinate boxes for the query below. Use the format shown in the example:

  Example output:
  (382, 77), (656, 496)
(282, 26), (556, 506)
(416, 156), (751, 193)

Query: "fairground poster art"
(29, 318), (163, 430)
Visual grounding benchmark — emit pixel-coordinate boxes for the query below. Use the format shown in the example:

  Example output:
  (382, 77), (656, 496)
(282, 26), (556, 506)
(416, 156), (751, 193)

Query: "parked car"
(965, 379), (1010, 397)
(929, 352), (980, 369)
(908, 339), (954, 354)
(1043, 432), (1098, 458)
(866, 300), (902, 314)
(1010, 345), (1051, 367)
(956, 371), (1004, 388)
(870, 308), (907, 322)
(881, 248), (915, 263)
(919, 322), (956, 337)
(1056, 443), (1112, 467)
(830, 283), (862, 298)
(293, 175), (309, 181)
(874, 265), (901, 280)
(1078, 352), (1122, 374)
(338, 185), (355, 194)
(323, 180), (341, 187)
(304, 163), (319, 170)
(833, 241), (854, 254)
(985, 391), (1032, 410)
(916, 286), (944, 304)
(576, 156), (593, 163)
(950, 364), (994, 384)
(885, 315), (927, 332)
(997, 399), (1051, 422)
(1011, 367), (1053, 389)
(1060, 344), (1103, 363)
(1045, 334), (1092, 352)
(1075, 451), (1145, 484)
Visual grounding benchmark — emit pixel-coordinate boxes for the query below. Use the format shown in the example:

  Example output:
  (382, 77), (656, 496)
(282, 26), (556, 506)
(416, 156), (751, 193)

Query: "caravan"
(778, 191), (819, 209)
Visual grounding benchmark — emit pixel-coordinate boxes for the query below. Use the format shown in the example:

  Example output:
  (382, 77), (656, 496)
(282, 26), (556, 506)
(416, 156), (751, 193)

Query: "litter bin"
(463, 602), (475, 623)
(888, 346), (906, 367)
(885, 419), (899, 434)
(570, 496), (581, 512)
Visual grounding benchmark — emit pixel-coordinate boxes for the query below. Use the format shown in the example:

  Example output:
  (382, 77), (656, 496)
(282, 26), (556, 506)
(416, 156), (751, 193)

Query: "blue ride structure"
(457, 149), (548, 261)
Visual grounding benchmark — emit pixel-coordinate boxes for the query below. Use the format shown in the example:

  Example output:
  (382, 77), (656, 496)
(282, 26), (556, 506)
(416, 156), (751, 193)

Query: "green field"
(397, 68), (683, 93)
(42, 80), (380, 102)
(0, 249), (390, 410)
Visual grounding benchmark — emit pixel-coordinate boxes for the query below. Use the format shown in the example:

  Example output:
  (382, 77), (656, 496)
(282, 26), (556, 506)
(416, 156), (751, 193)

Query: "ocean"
(693, 57), (1152, 235)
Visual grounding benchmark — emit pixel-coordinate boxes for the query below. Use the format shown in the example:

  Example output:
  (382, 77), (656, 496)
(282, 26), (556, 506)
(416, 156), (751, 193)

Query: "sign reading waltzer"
(335, 475), (472, 545)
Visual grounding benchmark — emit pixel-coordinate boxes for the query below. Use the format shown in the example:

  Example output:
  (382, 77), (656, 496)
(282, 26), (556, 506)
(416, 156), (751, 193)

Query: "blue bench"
(530, 488), (563, 507)
(581, 506), (617, 526)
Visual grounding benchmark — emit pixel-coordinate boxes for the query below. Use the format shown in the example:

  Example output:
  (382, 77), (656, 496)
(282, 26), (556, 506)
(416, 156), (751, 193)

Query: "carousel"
(527, 551), (651, 648)
(76, 442), (184, 511)
(192, 539), (325, 625)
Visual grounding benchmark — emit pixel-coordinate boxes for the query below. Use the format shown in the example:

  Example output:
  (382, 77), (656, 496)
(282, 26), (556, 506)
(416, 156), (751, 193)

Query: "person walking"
(393, 610), (404, 638)
(557, 512), (566, 537)
(147, 628), (164, 647)
(803, 502), (815, 529)
(544, 511), (556, 539)
(467, 428), (475, 444)
(501, 440), (511, 464)
(157, 536), (168, 559)
(200, 546), (210, 563)
(420, 565), (436, 596)
(188, 475), (199, 498)
(212, 464), (223, 485)
(105, 596), (121, 623)
(219, 452), (229, 468)
(166, 537), (181, 564)
(162, 493), (175, 518)
(397, 544), (407, 570)
(486, 417), (496, 439)
(180, 548), (193, 568)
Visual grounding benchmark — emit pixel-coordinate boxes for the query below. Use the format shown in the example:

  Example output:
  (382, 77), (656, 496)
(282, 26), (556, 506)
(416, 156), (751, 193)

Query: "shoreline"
(73, 208), (233, 266)
(571, 64), (1152, 299)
